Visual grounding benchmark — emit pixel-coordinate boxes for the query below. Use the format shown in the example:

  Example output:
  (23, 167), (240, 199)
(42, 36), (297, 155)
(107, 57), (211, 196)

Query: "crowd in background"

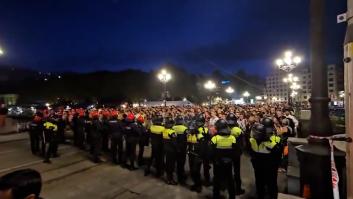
(1, 102), (300, 199)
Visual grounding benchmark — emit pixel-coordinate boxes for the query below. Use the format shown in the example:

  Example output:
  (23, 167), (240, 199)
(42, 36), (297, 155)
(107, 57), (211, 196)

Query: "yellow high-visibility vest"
(211, 135), (236, 149)
(187, 133), (204, 144)
(43, 122), (58, 132)
(249, 136), (281, 154)
(150, 125), (165, 135)
(172, 125), (187, 135)
(230, 127), (242, 138)
(163, 129), (176, 140)
(198, 127), (208, 135)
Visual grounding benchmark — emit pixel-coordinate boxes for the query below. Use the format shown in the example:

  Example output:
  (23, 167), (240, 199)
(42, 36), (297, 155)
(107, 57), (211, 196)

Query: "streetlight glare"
(293, 56), (302, 64)
(284, 51), (292, 58)
(0, 48), (4, 55)
(225, 86), (234, 94)
(275, 59), (284, 66)
(204, 80), (216, 90)
(243, 91), (250, 97)
(275, 50), (302, 72)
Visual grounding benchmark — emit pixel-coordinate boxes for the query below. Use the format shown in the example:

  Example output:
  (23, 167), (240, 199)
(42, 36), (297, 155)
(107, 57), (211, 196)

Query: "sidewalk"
(0, 118), (27, 143)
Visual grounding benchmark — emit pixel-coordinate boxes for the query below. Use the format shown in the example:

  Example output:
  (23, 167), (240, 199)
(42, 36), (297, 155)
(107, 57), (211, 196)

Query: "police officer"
(124, 113), (139, 170)
(136, 115), (148, 166)
(145, 114), (165, 177)
(172, 115), (188, 184)
(90, 112), (104, 163)
(227, 113), (245, 195)
(186, 121), (205, 193)
(195, 113), (211, 186)
(211, 119), (237, 199)
(249, 123), (282, 199)
(75, 111), (86, 149)
(163, 117), (178, 185)
(29, 113), (43, 155)
(42, 117), (59, 163)
(109, 113), (124, 165)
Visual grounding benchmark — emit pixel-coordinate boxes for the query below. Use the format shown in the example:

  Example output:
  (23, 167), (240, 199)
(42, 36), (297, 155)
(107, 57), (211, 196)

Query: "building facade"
(265, 64), (344, 102)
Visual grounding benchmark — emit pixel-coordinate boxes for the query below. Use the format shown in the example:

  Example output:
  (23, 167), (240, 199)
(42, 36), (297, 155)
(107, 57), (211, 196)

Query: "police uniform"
(43, 119), (59, 163)
(211, 119), (237, 199)
(109, 116), (124, 164)
(249, 124), (282, 199)
(187, 121), (205, 193)
(172, 117), (188, 184)
(163, 119), (178, 185)
(198, 126), (211, 185)
(136, 116), (148, 166)
(124, 114), (139, 170)
(90, 114), (104, 163)
(29, 115), (43, 155)
(145, 115), (165, 177)
(227, 113), (245, 195)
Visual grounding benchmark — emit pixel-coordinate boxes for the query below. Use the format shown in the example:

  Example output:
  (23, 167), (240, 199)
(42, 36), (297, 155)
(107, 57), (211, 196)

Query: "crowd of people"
(22, 103), (299, 199)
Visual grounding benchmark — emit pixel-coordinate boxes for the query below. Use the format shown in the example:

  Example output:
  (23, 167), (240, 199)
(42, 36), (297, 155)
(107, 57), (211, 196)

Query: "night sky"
(0, 0), (347, 76)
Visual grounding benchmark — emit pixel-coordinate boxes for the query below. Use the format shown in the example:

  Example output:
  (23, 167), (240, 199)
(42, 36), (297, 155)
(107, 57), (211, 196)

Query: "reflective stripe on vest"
(249, 137), (280, 154)
(150, 125), (165, 135)
(187, 133), (203, 144)
(163, 129), (176, 140)
(231, 127), (242, 138)
(172, 125), (187, 135)
(211, 135), (236, 149)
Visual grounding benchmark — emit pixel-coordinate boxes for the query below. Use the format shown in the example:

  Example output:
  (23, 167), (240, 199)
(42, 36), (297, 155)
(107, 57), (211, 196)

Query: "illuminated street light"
(204, 80), (216, 106)
(243, 91), (250, 103)
(243, 91), (250, 97)
(157, 69), (172, 107)
(204, 80), (216, 90)
(0, 47), (4, 55)
(275, 50), (302, 72)
(282, 73), (300, 105)
(225, 86), (234, 94)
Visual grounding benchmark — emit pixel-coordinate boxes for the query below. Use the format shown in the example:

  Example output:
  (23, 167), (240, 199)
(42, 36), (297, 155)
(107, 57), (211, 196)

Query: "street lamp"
(225, 86), (234, 94)
(0, 47), (4, 56)
(157, 69), (172, 107)
(204, 80), (216, 105)
(283, 73), (300, 105)
(243, 91), (250, 103)
(275, 50), (302, 72)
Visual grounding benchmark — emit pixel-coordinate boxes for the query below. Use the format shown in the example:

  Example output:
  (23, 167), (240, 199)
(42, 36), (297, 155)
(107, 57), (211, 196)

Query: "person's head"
(0, 169), (42, 199)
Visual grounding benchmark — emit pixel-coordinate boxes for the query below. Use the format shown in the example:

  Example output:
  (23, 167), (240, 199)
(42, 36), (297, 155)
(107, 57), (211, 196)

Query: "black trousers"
(111, 134), (124, 163)
(176, 147), (187, 182)
(91, 133), (102, 162)
(138, 140), (145, 164)
(126, 137), (138, 167)
(165, 148), (177, 180)
(203, 159), (211, 182)
(189, 154), (202, 188)
(233, 155), (243, 190)
(29, 130), (40, 155)
(251, 159), (278, 199)
(102, 131), (109, 152)
(42, 132), (58, 161)
(146, 136), (164, 175)
(76, 128), (85, 149)
(213, 161), (235, 199)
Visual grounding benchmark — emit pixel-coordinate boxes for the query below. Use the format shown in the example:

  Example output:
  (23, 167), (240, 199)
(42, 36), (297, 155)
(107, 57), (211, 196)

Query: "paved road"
(0, 133), (301, 199)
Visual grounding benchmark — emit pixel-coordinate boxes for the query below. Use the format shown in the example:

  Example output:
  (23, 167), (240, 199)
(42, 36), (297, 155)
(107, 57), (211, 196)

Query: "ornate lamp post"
(283, 74), (300, 105)
(275, 50), (302, 72)
(204, 80), (216, 106)
(157, 69), (172, 107)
